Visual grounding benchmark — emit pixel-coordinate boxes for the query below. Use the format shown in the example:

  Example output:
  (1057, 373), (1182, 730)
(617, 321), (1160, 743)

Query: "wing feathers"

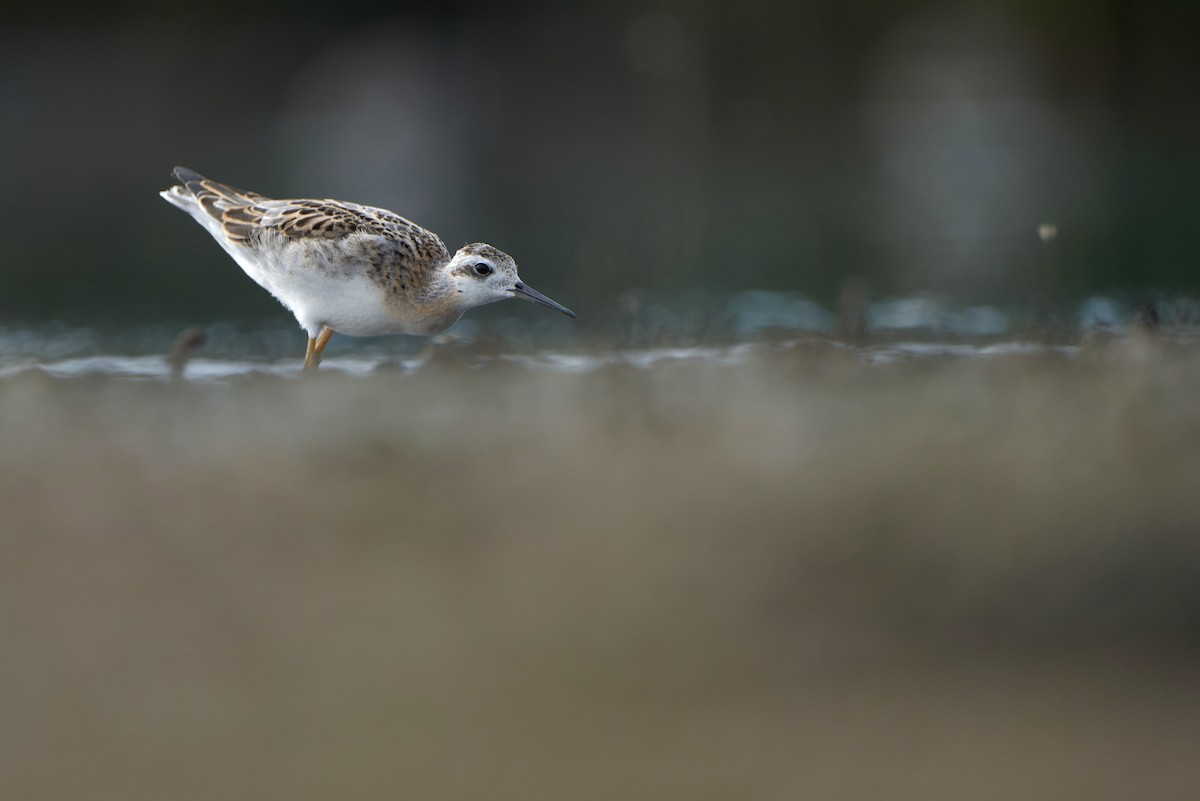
(164, 168), (449, 262)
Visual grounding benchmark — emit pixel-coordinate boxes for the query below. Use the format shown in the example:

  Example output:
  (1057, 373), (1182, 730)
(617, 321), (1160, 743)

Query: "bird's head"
(447, 243), (576, 318)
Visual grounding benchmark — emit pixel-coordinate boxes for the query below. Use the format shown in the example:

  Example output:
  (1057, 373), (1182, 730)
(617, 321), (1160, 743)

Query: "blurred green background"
(2, 0), (1198, 329)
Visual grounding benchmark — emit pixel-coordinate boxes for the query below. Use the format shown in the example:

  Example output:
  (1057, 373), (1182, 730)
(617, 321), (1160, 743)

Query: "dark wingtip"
(172, 166), (204, 184)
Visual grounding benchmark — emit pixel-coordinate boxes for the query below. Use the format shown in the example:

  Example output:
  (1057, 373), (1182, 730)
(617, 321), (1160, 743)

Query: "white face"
(448, 246), (576, 318)
(448, 250), (520, 309)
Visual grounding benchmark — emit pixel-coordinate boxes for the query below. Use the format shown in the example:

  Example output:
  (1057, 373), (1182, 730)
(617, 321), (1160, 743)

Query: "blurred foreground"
(3, 341), (1200, 799)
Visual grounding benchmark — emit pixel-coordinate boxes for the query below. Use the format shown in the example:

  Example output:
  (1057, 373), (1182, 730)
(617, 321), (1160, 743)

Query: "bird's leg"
(304, 335), (318, 372)
(313, 326), (334, 368)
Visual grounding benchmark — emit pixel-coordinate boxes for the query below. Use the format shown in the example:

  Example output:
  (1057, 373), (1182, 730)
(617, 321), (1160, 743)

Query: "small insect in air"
(160, 167), (575, 371)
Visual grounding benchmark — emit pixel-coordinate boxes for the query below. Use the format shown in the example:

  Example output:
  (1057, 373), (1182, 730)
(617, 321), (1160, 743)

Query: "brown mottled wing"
(173, 168), (450, 266)
(251, 199), (450, 259)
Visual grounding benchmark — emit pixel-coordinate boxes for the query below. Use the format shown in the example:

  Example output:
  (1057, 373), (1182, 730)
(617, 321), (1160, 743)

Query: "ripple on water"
(2, 291), (1186, 381)
(0, 339), (1089, 382)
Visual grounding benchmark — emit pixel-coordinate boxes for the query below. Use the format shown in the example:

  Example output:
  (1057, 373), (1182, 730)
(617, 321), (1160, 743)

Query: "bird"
(160, 167), (575, 371)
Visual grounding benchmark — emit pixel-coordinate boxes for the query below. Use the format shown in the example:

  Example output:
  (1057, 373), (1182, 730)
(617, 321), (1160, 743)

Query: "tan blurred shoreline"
(3, 350), (1200, 799)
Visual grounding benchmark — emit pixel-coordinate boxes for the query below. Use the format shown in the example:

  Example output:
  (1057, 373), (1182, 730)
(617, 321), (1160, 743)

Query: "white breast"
(240, 235), (463, 338)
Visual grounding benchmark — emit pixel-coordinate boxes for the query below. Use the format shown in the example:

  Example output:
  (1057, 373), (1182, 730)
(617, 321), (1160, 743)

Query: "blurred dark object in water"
(1139, 298), (1161, 331)
(1021, 222), (1072, 343)
(836, 276), (870, 344)
(166, 326), (206, 380)
(611, 290), (645, 346)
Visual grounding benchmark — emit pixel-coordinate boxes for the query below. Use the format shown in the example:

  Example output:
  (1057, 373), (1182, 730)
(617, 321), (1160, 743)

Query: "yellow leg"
(303, 335), (318, 372)
(313, 327), (334, 366)
(303, 326), (334, 373)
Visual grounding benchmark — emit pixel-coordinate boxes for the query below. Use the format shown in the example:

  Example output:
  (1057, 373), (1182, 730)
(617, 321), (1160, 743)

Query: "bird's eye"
(474, 262), (494, 276)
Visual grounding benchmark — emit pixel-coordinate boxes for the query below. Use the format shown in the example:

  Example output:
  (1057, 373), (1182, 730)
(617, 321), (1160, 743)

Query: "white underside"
(162, 188), (448, 338)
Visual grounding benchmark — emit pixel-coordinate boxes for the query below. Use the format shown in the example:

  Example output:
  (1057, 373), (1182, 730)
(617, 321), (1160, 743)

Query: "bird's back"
(161, 167), (449, 259)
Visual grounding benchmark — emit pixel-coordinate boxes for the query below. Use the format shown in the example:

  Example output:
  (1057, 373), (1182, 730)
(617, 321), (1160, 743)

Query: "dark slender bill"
(511, 282), (577, 318)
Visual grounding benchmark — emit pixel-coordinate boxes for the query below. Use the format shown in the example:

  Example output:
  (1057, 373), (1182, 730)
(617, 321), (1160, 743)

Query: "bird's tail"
(159, 166), (268, 220)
